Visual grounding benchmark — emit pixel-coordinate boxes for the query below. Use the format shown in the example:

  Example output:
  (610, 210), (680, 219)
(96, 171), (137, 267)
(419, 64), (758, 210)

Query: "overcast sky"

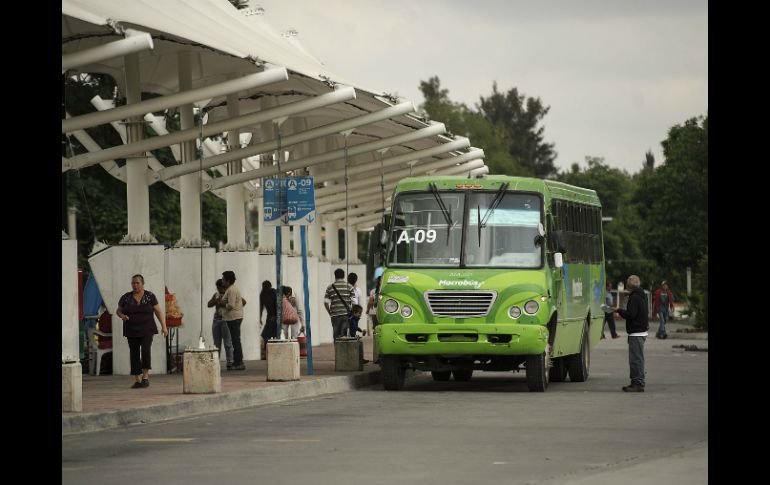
(255, 0), (707, 174)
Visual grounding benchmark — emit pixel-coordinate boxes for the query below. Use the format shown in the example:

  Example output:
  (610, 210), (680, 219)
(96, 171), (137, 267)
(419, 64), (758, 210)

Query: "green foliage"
(418, 77), (528, 177)
(689, 251), (708, 330)
(633, 115), (708, 276)
(478, 82), (558, 178)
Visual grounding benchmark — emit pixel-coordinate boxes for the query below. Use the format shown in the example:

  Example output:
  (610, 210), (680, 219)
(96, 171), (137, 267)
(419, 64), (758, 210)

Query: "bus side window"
(592, 208), (600, 263)
(576, 205), (584, 264)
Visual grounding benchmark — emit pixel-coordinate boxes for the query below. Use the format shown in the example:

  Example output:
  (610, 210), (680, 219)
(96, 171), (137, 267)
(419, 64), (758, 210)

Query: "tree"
(644, 150), (655, 170)
(634, 115), (708, 273)
(478, 82), (558, 178)
(418, 77), (526, 176)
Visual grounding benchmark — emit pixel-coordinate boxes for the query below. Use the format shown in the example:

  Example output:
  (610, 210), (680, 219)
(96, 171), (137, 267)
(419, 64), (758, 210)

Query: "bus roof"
(393, 175), (601, 207)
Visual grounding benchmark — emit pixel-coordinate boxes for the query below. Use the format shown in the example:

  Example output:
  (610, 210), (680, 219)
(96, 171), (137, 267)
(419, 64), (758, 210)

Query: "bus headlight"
(400, 305), (413, 318)
(384, 298), (399, 313)
(524, 300), (540, 315)
(509, 306), (522, 319)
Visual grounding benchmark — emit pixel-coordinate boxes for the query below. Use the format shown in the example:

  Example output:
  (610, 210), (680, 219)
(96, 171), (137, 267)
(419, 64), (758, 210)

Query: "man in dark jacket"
(612, 275), (649, 392)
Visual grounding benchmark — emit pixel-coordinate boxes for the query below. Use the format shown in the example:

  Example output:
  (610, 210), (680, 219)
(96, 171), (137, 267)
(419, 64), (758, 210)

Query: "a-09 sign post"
(261, 176), (316, 375)
(263, 176), (317, 225)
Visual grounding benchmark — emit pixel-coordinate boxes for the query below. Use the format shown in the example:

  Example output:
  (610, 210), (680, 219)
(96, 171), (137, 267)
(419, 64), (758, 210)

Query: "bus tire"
(526, 352), (549, 392)
(567, 325), (590, 382)
(381, 356), (406, 390)
(452, 369), (473, 381)
(431, 371), (451, 381)
(549, 356), (568, 382)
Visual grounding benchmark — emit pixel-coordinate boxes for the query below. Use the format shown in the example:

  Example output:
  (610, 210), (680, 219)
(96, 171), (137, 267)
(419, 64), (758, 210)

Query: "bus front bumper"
(375, 323), (548, 356)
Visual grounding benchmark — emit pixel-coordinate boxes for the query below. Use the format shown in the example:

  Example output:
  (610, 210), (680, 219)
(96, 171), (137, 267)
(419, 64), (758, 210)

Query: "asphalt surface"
(62, 334), (707, 484)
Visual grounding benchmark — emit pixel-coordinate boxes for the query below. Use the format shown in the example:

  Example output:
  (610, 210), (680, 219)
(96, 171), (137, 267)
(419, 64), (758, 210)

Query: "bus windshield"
(388, 190), (543, 268)
(467, 192), (542, 268)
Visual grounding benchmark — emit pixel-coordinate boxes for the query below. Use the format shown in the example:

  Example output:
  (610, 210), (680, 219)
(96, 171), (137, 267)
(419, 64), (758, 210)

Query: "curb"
(63, 369), (383, 435)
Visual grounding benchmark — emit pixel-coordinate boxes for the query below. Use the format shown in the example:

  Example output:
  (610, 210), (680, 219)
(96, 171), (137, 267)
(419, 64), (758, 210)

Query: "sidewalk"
(63, 336), (380, 435)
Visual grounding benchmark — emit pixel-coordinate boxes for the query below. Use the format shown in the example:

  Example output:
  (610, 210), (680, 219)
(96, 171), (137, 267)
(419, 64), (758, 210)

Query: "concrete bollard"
(62, 362), (83, 412)
(267, 340), (300, 381)
(335, 337), (363, 371)
(183, 348), (221, 394)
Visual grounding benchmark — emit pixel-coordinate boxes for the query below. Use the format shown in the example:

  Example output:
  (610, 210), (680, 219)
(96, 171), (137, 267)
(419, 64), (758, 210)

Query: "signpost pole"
(301, 225), (313, 375)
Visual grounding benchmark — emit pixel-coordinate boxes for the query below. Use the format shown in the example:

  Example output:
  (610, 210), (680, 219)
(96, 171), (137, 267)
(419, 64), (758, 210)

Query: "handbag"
(281, 296), (299, 325)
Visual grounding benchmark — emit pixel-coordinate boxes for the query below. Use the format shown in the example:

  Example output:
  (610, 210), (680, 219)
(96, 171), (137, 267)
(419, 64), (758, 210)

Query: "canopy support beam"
(62, 67), (288, 133)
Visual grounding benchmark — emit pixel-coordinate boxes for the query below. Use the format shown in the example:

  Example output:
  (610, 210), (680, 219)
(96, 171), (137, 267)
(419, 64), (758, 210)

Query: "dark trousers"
(331, 314), (350, 338)
(127, 335), (154, 375)
(604, 312), (618, 337)
(227, 319), (244, 365)
(628, 336), (646, 387)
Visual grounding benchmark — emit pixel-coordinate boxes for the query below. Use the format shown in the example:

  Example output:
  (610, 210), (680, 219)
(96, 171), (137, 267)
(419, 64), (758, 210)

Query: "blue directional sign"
(263, 176), (316, 225)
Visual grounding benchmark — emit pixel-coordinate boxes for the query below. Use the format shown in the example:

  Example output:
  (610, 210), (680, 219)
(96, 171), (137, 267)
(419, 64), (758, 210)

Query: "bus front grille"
(424, 291), (497, 318)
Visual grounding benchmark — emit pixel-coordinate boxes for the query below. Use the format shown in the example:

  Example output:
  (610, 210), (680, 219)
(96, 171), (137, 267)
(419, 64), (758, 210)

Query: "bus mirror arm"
(534, 235), (545, 247)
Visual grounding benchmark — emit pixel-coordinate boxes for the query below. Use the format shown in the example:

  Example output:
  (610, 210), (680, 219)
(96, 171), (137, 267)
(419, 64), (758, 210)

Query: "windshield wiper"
(429, 182), (454, 244)
(429, 182), (454, 227)
(480, 182), (510, 229)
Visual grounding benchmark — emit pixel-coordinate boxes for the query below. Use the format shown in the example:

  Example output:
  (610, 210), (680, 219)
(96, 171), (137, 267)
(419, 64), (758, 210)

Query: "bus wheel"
(549, 357), (568, 382)
(452, 369), (473, 381)
(381, 356), (406, 390)
(431, 371), (451, 381)
(567, 326), (590, 382)
(526, 353), (549, 392)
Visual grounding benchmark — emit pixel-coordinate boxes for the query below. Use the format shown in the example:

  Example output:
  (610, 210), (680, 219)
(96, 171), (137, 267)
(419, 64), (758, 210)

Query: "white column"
(224, 90), (246, 250)
(309, 219), (322, 258)
(122, 52), (154, 243)
(62, 240), (79, 363)
(178, 51), (204, 246)
(325, 218), (339, 262)
(346, 228), (359, 263)
(256, 194), (267, 251)
(67, 207), (77, 240)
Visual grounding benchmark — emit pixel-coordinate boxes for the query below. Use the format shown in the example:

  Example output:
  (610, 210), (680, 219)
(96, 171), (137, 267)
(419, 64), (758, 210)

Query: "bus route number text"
(396, 229), (437, 244)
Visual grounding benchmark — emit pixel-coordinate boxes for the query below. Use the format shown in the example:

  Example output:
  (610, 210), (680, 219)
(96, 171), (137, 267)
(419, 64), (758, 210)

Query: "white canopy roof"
(62, 0), (485, 227)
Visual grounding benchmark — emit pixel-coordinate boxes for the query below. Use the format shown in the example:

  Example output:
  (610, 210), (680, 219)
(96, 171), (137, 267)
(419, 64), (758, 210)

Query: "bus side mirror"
(554, 253), (564, 268)
(534, 235), (545, 247)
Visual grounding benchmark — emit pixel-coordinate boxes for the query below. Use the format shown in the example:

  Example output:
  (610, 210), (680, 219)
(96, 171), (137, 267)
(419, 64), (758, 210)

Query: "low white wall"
(62, 240), (79, 363)
(164, 247), (216, 353)
(89, 245), (166, 375)
(216, 252), (261, 360)
(304, 256), (321, 348)
(316, 260), (333, 344)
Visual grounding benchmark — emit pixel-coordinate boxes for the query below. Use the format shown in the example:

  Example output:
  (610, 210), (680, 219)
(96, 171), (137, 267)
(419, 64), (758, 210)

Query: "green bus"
(373, 175), (606, 391)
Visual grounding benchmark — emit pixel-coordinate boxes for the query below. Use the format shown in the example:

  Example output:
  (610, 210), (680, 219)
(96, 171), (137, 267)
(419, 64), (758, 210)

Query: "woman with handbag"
(280, 286), (304, 339)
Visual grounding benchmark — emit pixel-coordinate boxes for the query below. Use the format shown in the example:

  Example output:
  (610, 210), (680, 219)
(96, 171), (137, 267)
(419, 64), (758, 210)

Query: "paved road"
(62, 336), (707, 485)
